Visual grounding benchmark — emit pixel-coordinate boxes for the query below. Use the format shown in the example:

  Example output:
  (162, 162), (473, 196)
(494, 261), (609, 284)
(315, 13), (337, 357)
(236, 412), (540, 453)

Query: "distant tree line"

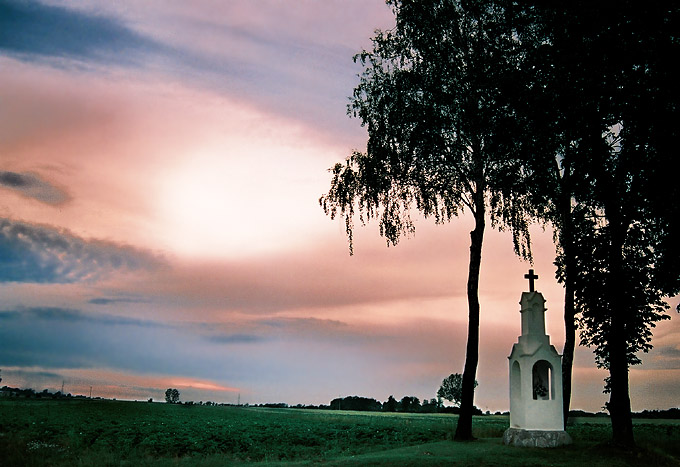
(0, 386), (84, 400)
(327, 395), (483, 415)
(2, 381), (679, 419)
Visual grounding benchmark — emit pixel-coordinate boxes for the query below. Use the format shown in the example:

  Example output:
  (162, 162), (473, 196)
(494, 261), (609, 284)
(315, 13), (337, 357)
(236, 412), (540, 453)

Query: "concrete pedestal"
(503, 428), (572, 448)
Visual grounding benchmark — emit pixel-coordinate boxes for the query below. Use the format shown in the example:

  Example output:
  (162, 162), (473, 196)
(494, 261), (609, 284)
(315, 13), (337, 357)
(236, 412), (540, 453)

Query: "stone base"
(503, 428), (572, 448)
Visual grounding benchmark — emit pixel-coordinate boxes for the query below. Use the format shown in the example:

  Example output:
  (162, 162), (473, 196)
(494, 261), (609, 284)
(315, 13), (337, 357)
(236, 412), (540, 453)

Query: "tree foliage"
(330, 396), (381, 411)
(320, 0), (537, 441)
(516, 2), (680, 447)
(165, 388), (180, 404)
(320, 0), (534, 256)
(572, 213), (671, 368)
(437, 373), (477, 408)
(383, 395), (398, 412)
(397, 396), (421, 413)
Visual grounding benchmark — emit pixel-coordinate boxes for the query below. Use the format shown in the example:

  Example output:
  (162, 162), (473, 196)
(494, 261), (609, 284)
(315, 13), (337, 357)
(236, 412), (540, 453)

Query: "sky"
(1, 0), (678, 412)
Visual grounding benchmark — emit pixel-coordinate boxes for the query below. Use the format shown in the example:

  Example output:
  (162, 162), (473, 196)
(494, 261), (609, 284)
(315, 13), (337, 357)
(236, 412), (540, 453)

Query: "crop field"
(1, 398), (679, 466)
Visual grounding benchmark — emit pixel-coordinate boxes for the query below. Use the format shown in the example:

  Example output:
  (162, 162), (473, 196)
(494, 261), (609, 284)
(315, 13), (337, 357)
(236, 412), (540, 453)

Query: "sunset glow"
(1, 0), (678, 412)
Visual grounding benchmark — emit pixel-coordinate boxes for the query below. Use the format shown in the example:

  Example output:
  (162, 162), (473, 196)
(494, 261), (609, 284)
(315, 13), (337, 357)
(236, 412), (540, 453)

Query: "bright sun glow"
(155, 144), (329, 259)
(156, 152), (265, 258)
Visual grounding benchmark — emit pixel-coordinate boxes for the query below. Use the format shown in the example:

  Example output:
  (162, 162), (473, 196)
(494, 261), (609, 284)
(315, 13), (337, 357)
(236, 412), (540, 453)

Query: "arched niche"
(532, 360), (553, 400)
(511, 360), (521, 397)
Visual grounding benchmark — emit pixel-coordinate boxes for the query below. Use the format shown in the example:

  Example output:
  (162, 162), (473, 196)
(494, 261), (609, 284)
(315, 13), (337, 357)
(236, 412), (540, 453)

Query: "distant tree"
(437, 373), (477, 408)
(398, 396), (421, 413)
(165, 388), (180, 404)
(420, 398), (439, 413)
(330, 396), (381, 411)
(383, 395), (398, 412)
(262, 403), (289, 408)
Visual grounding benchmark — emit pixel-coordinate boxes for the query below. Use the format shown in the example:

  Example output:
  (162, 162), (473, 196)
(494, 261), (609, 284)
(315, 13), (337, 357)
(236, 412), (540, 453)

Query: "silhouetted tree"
(330, 396), (381, 411)
(383, 395), (398, 412)
(514, 2), (680, 447)
(494, 5), (587, 427)
(320, 0), (535, 441)
(398, 396), (421, 413)
(420, 398), (440, 413)
(437, 373), (477, 408)
(165, 388), (180, 404)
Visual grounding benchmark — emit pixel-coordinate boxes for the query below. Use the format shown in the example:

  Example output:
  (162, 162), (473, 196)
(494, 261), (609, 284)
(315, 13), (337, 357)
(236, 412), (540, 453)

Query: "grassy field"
(1, 398), (679, 466)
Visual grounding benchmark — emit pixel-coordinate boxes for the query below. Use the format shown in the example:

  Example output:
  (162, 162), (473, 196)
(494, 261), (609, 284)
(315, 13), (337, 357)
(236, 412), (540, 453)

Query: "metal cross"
(524, 269), (539, 292)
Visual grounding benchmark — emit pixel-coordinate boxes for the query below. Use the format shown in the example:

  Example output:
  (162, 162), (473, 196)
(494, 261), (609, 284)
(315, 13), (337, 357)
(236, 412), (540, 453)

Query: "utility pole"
(90, 386), (92, 398)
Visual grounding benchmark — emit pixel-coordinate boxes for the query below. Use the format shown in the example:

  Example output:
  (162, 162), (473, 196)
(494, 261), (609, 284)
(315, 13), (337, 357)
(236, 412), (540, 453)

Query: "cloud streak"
(0, 218), (163, 283)
(0, 0), (165, 66)
(0, 306), (188, 372)
(3, 306), (166, 328)
(0, 0), (392, 142)
(88, 297), (148, 306)
(0, 171), (70, 205)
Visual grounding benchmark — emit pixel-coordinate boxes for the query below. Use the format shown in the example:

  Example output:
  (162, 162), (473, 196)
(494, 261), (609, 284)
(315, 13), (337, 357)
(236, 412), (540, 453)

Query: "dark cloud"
(196, 317), (359, 347)
(0, 307), (166, 328)
(0, 306), (178, 371)
(0, 310), (20, 320)
(0, 306), (264, 382)
(0, 0), (367, 142)
(198, 319), (352, 346)
(207, 334), (263, 345)
(0, 0), (244, 80)
(257, 317), (356, 340)
(3, 368), (63, 381)
(88, 297), (148, 306)
(0, 171), (26, 187)
(639, 344), (680, 370)
(657, 346), (680, 358)
(259, 317), (348, 329)
(0, 0), (165, 65)
(0, 218), (163, 283)
(0, 171), (70, 205)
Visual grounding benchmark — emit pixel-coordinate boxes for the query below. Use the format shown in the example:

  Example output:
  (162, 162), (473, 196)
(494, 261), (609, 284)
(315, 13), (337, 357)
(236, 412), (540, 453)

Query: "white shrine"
(503, 269), (572, 447)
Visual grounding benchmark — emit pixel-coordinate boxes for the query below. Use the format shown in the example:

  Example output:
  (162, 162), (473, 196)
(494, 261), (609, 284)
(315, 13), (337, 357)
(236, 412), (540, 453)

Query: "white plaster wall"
(511, 347), (564, 430)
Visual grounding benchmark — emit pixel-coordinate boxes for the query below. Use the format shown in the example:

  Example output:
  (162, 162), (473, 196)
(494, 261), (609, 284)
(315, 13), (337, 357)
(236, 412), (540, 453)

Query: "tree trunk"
(560, 192), (576, 428)
(605, 203), (635, 448)
(561, 276), (575, 428)
(455, 184), (485, 441)
(608, 322), (634, 448)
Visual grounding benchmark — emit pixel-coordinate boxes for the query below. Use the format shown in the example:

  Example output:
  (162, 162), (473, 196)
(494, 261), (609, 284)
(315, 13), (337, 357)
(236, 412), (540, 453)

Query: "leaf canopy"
(320, 0), (537, 258)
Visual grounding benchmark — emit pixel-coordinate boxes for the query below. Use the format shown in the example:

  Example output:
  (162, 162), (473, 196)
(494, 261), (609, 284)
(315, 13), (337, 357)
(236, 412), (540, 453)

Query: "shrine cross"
(524, 269), (539, 292)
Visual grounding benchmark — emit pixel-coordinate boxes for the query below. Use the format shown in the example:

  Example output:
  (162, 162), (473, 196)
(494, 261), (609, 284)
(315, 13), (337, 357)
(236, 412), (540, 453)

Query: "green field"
(1, 399), (679, 466)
